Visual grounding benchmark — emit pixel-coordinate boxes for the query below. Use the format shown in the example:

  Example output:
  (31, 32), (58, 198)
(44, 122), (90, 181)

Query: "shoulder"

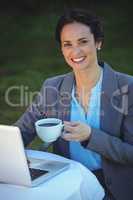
(116, 71), (133, 86)
(115, 70), (133, 108)
(42, 72), (72, 88)
(103, 62), (133, 107)
(115, 71), (133, 95)
(103, 62), (133, 85)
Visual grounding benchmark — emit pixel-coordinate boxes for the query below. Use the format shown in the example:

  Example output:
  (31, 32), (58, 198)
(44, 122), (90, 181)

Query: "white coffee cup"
(35, 118), (64, 143)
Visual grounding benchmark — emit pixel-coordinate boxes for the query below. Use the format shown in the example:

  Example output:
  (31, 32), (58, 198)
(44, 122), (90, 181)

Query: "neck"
(74, 63), (101, 92)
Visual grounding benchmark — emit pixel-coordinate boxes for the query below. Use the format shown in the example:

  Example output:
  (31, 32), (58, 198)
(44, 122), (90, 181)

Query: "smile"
(71, 57), (86, 63)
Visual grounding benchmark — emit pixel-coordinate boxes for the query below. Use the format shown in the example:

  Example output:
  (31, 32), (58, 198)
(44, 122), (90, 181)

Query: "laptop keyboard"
(29, 168), (48, 181)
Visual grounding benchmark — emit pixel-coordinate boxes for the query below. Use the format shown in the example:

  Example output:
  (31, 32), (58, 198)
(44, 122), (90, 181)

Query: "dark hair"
(55, 9), (104, 45)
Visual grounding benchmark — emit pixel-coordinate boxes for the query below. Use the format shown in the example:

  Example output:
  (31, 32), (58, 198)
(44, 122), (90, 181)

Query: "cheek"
(62, 51), (74, 67)
(62, 49), (70, 60)
(85, 43), (96, 52)
(86, 46), (97, 58)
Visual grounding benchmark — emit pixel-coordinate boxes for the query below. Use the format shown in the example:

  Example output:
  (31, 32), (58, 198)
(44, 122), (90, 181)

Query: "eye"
(63, 43), (72, 48)
(80, 39), (88, 44)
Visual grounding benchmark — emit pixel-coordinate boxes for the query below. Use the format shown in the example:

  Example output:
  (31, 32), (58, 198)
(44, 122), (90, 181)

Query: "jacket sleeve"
(86, 104), (133, 165)
(14, 80), (48, 146)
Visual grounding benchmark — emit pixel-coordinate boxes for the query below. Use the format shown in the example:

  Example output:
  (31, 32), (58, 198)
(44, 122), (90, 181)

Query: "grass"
(0, 2), (132, 149)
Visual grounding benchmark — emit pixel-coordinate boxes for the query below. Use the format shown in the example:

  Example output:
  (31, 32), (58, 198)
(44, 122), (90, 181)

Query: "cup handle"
(60, 124), (65, 138)
(61, 123), (64, 131)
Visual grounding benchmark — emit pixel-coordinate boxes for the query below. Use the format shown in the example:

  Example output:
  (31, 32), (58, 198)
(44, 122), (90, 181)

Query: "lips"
(71, 56), (86, 63)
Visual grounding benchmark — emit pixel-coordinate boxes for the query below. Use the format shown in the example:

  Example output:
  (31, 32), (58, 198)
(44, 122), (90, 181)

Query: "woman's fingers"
(62, 121), (91, 142)
(64, 124), (76, 133)
(64, 121), (79, 133)
(64, 121), (80, 126)
(62, 133), (80, 141)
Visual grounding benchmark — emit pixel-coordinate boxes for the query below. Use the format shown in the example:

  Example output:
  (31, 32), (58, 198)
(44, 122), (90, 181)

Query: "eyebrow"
(63, 37), (88, 43)
(78, 37), (88, 41)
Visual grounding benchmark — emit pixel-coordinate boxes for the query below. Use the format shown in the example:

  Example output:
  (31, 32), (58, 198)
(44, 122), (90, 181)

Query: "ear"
(96, 41), (102, 50)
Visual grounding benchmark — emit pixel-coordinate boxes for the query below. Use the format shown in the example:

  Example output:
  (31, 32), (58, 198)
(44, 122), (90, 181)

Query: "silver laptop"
(0, 125), (69, 187)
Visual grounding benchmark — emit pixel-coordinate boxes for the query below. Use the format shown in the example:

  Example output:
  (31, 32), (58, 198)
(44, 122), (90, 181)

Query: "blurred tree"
(0, 0), (132, 15)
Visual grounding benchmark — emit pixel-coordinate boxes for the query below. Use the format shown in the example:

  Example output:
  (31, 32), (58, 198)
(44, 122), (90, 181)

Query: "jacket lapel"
(54, 72), (74, 158)
(100, 63), (122, 136)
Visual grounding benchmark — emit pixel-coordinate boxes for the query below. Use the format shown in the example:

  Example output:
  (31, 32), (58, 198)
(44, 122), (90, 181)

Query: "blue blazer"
(15, 62), (133, 200)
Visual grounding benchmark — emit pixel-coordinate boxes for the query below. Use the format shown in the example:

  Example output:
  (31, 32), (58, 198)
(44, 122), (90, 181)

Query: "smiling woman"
(14, 8), (133, 200)
(60, 22), (101, 72)
(56, 10), (103, 113)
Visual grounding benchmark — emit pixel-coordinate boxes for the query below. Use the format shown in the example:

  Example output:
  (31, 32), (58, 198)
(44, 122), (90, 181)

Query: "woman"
(15, 9), (133, 200)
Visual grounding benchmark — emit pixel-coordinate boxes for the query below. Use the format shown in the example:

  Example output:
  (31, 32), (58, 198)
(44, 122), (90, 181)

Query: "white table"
(0, 150), (105, 200)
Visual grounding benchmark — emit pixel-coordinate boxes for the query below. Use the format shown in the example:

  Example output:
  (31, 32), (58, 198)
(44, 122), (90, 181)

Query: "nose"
(71, 46), (82, 57)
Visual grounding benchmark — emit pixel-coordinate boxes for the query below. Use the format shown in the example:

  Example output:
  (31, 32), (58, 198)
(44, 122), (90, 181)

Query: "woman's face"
(60, 22), (101, 71)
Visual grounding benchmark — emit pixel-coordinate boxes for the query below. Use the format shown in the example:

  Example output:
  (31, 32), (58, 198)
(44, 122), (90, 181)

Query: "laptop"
(0, 125), (70, 187)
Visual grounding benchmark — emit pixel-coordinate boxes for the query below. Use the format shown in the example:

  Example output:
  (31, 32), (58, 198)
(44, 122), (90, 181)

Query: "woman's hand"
(62, 121), (91, 142)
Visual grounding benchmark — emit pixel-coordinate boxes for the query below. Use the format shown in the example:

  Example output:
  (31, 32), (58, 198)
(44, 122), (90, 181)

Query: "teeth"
(72, 57), (85, 62)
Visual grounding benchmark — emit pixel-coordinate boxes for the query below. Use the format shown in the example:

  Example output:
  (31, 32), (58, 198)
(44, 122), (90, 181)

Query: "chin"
(72, 64), (90, 71)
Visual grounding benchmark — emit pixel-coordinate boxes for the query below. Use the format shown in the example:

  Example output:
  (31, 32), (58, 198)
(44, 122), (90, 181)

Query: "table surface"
(0, 150), (105, 200)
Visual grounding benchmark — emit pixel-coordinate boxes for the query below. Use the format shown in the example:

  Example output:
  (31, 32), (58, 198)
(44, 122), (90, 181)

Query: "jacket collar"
(59, 62), (118, 106)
